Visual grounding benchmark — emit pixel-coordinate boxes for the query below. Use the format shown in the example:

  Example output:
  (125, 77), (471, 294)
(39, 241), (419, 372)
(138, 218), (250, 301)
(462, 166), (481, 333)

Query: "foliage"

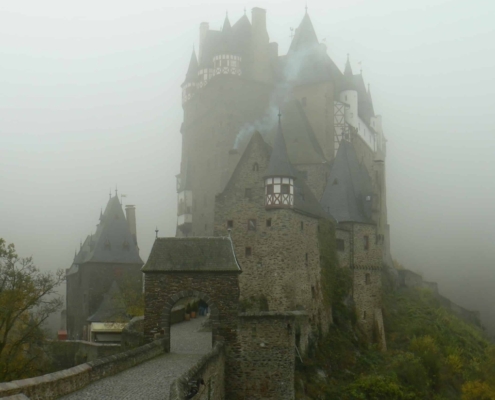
(0, 238), (64, 381)
(317, 220), (352, 309)
(296, 274), (495, 400)
(111, 274), (144, 318)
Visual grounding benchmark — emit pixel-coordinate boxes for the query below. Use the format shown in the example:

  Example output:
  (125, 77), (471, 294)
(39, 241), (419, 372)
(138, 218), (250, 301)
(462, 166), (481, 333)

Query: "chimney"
(125, 205), (137, 244)
(199, 22), (209, 61)
(251, 7), (267, 33)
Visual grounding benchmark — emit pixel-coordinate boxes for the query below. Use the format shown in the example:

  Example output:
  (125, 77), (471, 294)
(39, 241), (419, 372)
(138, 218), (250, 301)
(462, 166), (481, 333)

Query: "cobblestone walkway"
(59, 317), (212, 400)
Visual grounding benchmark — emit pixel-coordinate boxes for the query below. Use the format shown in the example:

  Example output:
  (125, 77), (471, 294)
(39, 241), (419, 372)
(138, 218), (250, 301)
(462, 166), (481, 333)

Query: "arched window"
(253, 162), (259, 172)
(365, 273), (371, 285)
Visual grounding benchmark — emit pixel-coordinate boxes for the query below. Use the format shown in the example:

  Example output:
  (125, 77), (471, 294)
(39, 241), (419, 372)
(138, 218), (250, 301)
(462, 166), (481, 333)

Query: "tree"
(0, 238), (64, 381)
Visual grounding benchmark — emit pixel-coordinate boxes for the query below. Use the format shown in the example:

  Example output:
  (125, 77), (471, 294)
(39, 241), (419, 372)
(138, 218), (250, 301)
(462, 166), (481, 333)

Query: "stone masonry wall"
(214, 134), (331, 343)
(169, 342), (225, 400)
(295, 163), (329, 201)
(232, 312), (302, 400)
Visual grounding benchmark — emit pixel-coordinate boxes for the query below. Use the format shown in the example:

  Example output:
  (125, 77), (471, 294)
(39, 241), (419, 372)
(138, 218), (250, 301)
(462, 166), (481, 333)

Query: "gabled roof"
(72, 195), (143, 266)
(182, 49), (198, 85)
(320, 141), (373, 223)
(266, 100), (326, 165)
(143, 237), (241, 272)
(87, 281), (128, 323)
(265, 115), (295, 178)
(289, 12), (319, 53)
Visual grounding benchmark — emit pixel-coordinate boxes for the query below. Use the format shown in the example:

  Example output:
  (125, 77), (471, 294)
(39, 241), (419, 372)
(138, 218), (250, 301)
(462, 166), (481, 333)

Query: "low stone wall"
(45, 340), (121, 371)
(398, 269), (481, 327)
(0, 339), (165, 400)
(169, 342), (225, 400)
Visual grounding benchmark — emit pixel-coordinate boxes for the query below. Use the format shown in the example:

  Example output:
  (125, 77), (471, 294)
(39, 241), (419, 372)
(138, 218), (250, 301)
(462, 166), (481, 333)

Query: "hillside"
(295, 270), (495, 400)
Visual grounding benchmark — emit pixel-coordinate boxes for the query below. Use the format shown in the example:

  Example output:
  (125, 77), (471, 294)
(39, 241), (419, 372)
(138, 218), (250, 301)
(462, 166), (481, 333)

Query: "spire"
(344, 53), (353, 77)
(222, 13), (232, 33)
(99, 208), (103, 222)
(289, 11), (318, 53)
(266, 112), (295, 178)
(183, 49), (199, 84)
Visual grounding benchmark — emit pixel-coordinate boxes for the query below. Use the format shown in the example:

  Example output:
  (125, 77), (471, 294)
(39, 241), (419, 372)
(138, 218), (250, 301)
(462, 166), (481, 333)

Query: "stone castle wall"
(214, 135), (331, 339)
(231, 312), (302, 400)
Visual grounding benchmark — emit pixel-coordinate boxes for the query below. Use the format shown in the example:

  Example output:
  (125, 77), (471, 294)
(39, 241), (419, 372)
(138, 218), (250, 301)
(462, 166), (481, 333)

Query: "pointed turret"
(265, 114), (295, 209)
(344, 54), (353, 78)
(222, 14), (232, 33)
(183, 49), (199, 84)
(289, 12), (318, 53)
(182, 49), (199, 105)
(368, 83), (375, 117)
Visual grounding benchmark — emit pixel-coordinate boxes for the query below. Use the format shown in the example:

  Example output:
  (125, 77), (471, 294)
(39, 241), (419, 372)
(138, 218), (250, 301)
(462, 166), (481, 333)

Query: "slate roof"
(71, 196), (143, 267)
(142, 237), (241, 273)
(293, 177), (329, 219)
(289, 12), (319, 53)
(183, 49), (198, 85)
(265, 115), (296, 178)
(87, 281), (128, 323)
(265, 100), (326, 165)
(320, 140), (373, 223)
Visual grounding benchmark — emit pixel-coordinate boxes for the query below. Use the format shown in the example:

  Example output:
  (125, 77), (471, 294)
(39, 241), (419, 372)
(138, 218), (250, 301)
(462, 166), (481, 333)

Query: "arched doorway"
(160, 290), (219, 353)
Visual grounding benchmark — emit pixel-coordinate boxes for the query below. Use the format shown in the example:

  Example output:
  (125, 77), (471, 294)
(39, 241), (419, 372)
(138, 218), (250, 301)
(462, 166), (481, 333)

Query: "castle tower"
(181, 49), (198, 105)
(66, 195), (143, 340)
(265, 115), (295, 208)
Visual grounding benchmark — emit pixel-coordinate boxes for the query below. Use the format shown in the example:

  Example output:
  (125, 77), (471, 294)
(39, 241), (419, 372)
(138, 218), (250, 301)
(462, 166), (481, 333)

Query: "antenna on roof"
(109, 189), (112, 199)
(305, 2), (308, 13)
(155, 227), (159, 239)
(243, 7), (246, 15)
(115, 185), (118, 197)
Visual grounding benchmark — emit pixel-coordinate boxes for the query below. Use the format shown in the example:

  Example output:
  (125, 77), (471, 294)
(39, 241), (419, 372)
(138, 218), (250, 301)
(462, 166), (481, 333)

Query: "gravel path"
(59, 316), (212, 400)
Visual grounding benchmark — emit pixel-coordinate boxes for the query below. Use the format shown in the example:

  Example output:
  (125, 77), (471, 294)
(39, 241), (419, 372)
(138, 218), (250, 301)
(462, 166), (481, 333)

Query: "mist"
(1, 0), (495, 332)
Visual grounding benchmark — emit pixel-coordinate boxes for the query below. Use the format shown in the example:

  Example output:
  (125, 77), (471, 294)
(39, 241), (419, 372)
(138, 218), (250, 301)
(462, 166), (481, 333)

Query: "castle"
(174, 7), (390, 342)
(67, 7), (392, 398)
(138, 8), (392, 397)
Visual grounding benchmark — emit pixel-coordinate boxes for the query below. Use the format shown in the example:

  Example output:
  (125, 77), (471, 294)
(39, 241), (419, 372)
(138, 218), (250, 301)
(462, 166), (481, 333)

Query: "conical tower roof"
(222, 14), (232, 33)
(183, 49), (198, 85)
(320, 141), (373, 223)
(289, 12), (318, 53)
(344, 54), (353, 78)
(265, 114), (295, 178)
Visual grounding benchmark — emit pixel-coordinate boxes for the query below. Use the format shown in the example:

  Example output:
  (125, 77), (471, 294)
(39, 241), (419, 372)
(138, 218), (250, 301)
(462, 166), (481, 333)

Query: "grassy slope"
(296, 272), (495, 400)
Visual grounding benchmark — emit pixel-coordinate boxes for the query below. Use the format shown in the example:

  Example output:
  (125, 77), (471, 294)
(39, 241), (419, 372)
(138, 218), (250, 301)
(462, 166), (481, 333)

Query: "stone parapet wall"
(44, 340), (121, 371)
(169, 342), (225, 400)
(0, 339), (165, 400)
(398, 269), (481, 327)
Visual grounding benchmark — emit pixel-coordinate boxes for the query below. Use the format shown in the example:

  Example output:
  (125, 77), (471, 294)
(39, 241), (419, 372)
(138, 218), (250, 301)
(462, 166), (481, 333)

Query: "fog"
(1, 0), (495, 331)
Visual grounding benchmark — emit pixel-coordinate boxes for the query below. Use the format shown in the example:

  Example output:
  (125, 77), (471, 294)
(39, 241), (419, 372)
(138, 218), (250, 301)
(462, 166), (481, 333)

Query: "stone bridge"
(0, 317), (224, 400)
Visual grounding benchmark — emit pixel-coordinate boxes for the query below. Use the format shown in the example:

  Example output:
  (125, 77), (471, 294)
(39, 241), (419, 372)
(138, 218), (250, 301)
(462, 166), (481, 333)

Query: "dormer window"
(253, 163), (259, 172)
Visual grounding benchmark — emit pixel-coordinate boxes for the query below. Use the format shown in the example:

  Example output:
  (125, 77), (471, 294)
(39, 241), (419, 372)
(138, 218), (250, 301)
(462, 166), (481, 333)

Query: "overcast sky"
(1, 0), (494, 329)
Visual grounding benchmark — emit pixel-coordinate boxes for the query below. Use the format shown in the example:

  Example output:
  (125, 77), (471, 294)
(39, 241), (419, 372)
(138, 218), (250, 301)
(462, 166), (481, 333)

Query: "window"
(245, 247), (252, 257)
(248, 219), (257, 231)
(300, 221), (304, 231)
(364, 235), (369, 250)
(266, 218), (272, 227)
(336, 239), (345, 251)
(365, 273), (371, 285)
(245, 188), (252, 200)
(363, 311), (367, 320)
(266, 184), (274, 195)
(302, 97), (307, 106)
(253, 163), (259, 172)
(281, 184), (290, 195)
(305, 253), (308, 266)
(227, 220), (233, 229)
(311, 285), (315, 299)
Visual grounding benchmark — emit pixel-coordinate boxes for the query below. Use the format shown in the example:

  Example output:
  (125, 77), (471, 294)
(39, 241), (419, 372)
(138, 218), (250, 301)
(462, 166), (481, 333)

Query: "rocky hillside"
(296, 269), (495, 400)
